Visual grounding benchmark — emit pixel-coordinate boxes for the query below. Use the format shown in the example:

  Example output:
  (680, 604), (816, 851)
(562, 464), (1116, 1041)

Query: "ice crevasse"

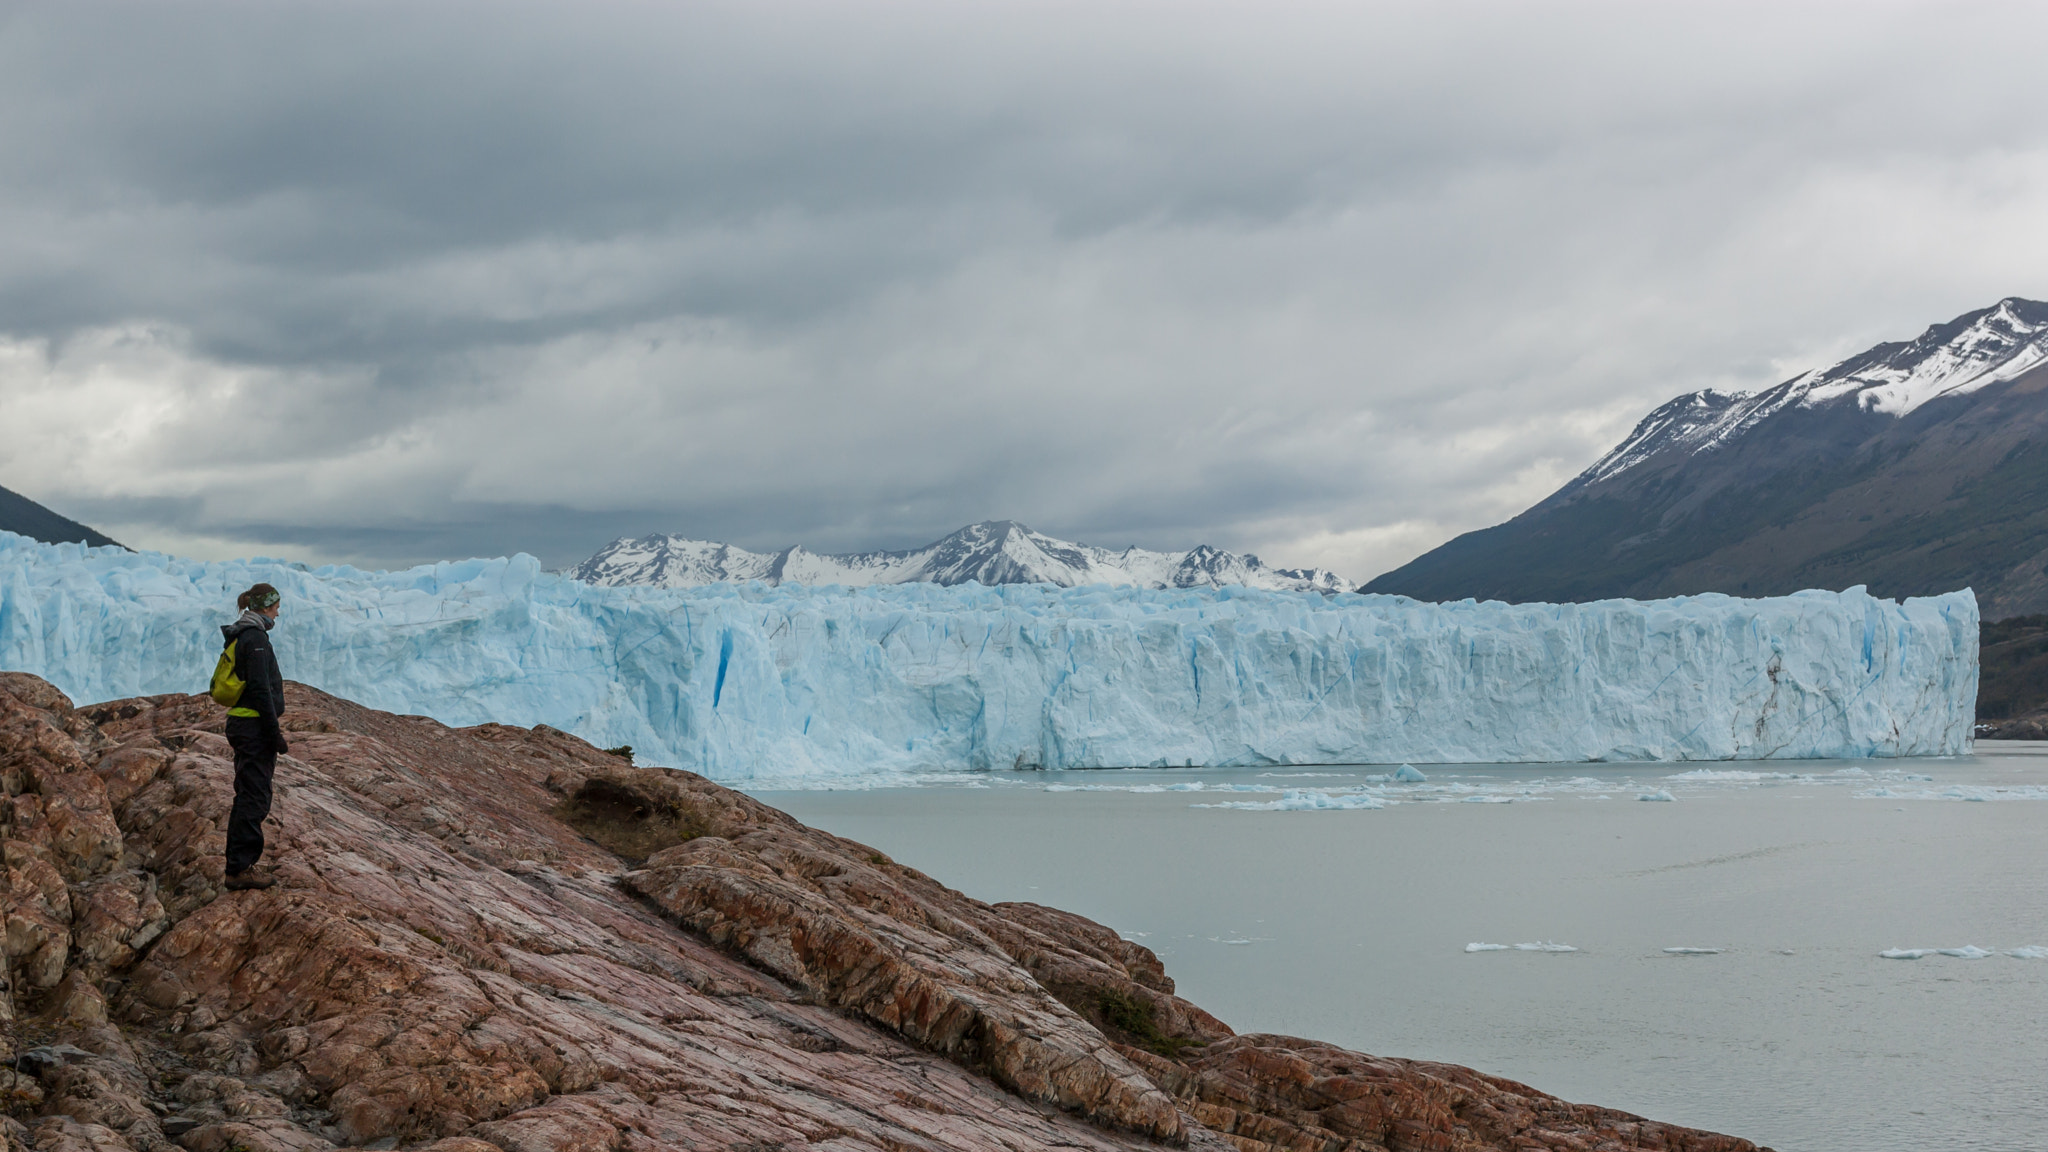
(0, 532), (1978, 786)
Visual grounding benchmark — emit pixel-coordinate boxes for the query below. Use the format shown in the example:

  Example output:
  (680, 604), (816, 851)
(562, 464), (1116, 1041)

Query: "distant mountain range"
(1366, 296), (2048, 620)
(572, 519), (1350, 593)
(0, 483), (121, 549)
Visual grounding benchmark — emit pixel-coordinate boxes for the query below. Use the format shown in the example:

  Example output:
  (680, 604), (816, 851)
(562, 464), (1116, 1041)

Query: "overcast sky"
(4, 1), (2047, 580)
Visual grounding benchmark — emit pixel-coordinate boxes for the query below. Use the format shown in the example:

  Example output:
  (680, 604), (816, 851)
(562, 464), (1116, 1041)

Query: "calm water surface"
(757, 745), (2048, 1152)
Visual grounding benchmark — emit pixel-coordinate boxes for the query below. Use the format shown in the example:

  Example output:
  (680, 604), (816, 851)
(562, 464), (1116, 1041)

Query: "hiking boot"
(224, 872), (276, 891)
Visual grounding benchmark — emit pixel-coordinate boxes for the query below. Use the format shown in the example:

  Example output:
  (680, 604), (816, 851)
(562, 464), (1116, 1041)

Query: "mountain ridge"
(0, 482), (122, 550)
(1364, 296), (2048, 619)
(573, 518), (1350, 593)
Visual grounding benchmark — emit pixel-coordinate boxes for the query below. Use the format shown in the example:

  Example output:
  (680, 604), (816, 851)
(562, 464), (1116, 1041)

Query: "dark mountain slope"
(0, 481), (122, 549)
(1976, 614), (2048, 735)
(1366, 298), (2048, 618)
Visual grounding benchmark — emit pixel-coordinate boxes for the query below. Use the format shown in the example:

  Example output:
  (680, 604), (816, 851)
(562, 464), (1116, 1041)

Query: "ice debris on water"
(1466, 942), (1579, 953)
(1881, 946), (1995, 960)
(1465, 943), (1512, 952)
(1665, 769), (1799, 781)
(0, 531), (1981, 787)
(1856, 784), (2048, 801)
(1663, 947), (1723, 954)
(1393, 763), (1427, 782)
(2010, 946), (2048, 960)
(1638, 790), (1678, 802)
(1191, 790), (1387, 811)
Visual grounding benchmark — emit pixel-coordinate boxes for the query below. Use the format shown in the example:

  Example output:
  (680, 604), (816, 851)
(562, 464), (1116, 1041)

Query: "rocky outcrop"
(0, 672), (1772, 1151)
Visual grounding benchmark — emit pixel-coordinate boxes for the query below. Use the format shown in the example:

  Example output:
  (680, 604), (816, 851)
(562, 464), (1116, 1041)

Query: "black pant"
(223, 716), (276, 876)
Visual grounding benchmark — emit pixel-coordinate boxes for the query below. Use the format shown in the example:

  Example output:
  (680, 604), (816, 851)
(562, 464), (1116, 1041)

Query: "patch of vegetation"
(1052, 984), (1206, 1060)
(866, 853), (892, 867)
(603, 745), (634, 762)
(553, 777), (706, 865)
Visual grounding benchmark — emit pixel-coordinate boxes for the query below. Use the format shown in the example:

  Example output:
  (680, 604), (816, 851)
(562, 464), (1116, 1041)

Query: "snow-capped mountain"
(1367, 296), (2048, 616)
(572, 520), (1349, 593)
(1581, 297), (2048, 487)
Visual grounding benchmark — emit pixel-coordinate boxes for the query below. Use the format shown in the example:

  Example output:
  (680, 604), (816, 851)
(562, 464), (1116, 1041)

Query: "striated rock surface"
(0, 671), (1773, 1151)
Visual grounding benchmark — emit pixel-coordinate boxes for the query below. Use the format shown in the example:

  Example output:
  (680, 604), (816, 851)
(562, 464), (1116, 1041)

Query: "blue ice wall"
(0, 532), (1978, 784)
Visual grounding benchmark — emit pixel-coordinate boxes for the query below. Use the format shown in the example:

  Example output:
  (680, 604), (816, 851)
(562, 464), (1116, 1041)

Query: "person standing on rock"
(218, 583), (288, 891)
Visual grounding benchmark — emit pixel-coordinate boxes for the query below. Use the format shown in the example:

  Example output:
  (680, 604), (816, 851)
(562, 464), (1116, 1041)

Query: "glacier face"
(0, 531), (1977, 786)
(571, 519), (1351, 594)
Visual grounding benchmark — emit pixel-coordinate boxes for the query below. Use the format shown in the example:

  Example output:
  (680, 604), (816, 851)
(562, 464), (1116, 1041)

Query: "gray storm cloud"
(3, 1), (2047, 576)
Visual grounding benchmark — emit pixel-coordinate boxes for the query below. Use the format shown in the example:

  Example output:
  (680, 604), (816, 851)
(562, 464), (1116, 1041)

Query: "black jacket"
(222, 619), (286, 747)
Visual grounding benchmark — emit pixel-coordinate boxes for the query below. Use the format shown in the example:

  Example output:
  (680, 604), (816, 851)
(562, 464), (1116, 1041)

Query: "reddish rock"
(0, 671), (1774, 1151)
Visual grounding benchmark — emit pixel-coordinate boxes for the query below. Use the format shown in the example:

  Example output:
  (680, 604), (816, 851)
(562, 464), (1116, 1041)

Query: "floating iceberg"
(0, 531), (1978, 786)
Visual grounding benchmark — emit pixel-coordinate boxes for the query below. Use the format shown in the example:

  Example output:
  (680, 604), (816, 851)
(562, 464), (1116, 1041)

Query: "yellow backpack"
(208, 636), (260, 717)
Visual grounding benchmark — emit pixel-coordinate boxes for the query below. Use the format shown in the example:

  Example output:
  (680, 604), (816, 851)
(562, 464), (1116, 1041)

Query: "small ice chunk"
(1936, 946), (1993, 959)
(1880, 948), (1930, 959)
(1465, 942), (1511, 952)
(1637, 790), (1677, 802)
(1513, 941), (1578, 952)
(2008, 946), (2048, 960)
(1393, 763), (1427, 782)
(1662, 947), (1723, 955)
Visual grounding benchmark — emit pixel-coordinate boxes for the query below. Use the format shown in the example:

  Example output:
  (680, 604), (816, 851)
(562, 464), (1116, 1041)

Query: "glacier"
(0, 531), (1977, 786)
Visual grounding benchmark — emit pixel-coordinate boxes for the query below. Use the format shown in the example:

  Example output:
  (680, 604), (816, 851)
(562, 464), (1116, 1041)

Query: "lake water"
(758, 744), (2048, 1152)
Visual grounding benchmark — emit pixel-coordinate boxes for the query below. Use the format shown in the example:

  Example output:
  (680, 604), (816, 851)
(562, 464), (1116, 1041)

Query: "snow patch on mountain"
(1802, 297), (2048, 416)
(0, 532), (1978, 786)
(1581, 297), (2048, 486)
(573, 520), (1349, 594)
